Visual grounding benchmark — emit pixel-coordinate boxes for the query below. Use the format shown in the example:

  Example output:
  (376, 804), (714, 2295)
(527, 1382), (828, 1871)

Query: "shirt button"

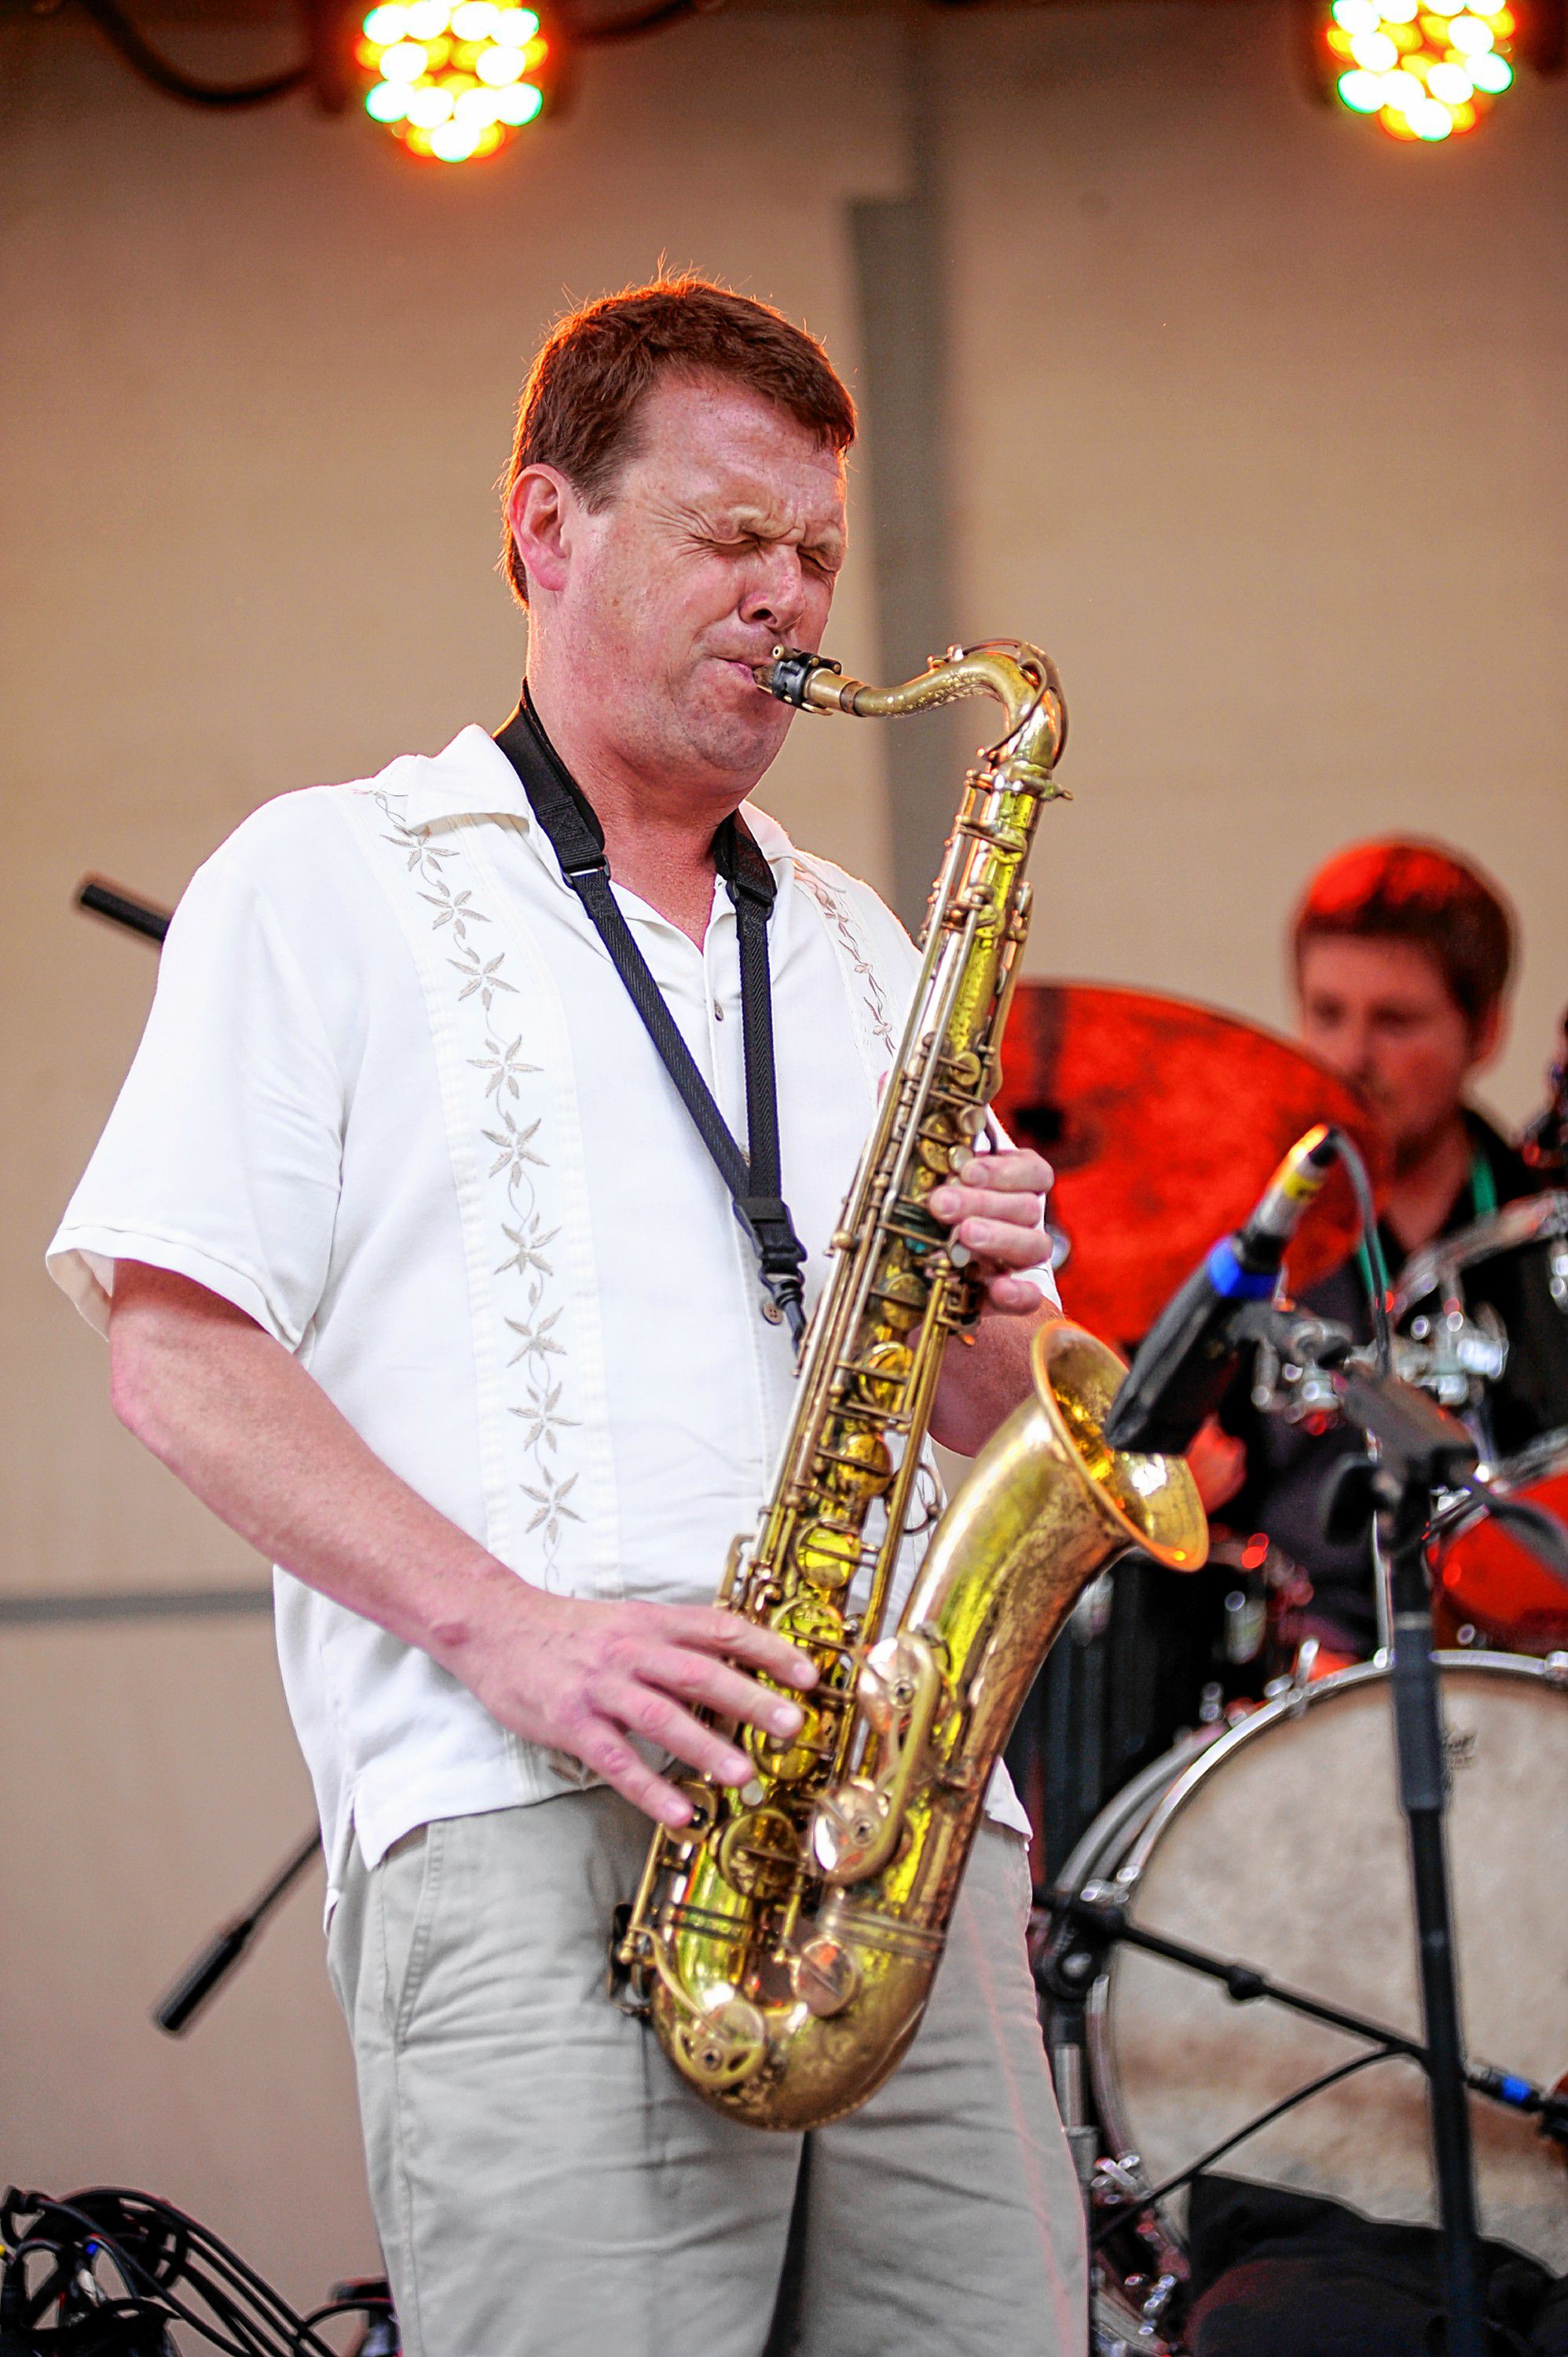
(713, 1002), (725, 1022)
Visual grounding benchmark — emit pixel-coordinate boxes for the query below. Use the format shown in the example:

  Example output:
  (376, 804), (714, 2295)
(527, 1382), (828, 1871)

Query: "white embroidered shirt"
(49, 724), (1037, 1897)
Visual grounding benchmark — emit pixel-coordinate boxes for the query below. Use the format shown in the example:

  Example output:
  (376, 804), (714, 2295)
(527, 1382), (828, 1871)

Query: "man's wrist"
(412, 1547), (551, 1677)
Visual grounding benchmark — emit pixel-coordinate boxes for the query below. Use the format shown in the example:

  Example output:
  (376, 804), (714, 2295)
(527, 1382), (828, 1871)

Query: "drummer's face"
(1297, 937), (1500, 1158)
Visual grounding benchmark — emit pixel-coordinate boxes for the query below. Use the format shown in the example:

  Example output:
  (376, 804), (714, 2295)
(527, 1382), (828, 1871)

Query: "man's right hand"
(434, 1585), (819, 1829)
(108, 1259), (817, 1835)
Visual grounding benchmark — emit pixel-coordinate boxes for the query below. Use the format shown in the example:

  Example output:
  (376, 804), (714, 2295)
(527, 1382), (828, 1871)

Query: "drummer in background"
(1194, 837), (1543, 1667)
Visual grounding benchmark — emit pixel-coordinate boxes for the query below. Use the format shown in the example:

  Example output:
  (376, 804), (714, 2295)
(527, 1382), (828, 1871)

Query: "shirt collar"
(397, 724), (798, 889)
(400, 726), (532, 832)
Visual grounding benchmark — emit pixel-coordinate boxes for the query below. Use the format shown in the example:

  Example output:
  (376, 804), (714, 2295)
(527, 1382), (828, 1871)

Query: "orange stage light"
(1323, 0), (1519, 137)
(359, 0), (559, 159)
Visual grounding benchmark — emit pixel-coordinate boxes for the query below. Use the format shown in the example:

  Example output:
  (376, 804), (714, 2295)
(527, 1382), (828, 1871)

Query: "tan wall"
(943, 2), (1567, 1108)
(3, 0), (1564, 2307)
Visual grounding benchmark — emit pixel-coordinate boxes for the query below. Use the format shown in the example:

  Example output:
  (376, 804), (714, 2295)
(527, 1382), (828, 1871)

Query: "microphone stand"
(152, 1829), (321, 2034)
(1344, 1371), (1486, 2357)
(1239, 1308), (1493, 2357)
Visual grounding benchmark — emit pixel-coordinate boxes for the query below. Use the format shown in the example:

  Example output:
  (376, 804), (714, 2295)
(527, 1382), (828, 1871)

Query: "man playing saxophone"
(49, 280), (1085, 2353)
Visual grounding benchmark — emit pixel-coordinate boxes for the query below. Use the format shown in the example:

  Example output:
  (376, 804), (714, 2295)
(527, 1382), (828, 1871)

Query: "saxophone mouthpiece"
(757, 646), (844, 709)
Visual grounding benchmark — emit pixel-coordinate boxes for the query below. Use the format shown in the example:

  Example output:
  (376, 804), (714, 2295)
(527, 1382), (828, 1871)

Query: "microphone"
(1104, 1124), (1342, 1455)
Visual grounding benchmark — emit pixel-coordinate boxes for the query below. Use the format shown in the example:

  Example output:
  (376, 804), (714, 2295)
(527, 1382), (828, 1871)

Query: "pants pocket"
(374, 1819), (447, 2044)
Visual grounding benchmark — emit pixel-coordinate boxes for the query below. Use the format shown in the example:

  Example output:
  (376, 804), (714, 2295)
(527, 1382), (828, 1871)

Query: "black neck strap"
(493, 695), (808, 1345)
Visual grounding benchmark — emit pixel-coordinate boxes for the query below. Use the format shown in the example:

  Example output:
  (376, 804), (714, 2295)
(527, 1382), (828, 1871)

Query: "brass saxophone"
(614, 640), (1207, 2129)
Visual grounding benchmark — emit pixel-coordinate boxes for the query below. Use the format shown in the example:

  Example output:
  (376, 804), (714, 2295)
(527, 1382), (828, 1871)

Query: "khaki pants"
(328, 1790), (1086, 2357)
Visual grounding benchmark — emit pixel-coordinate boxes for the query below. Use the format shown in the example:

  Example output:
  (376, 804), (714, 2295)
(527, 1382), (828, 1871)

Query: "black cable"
(2, 2191), (342, 2357)
(576, 0), (703, 41)
(1090, 2044), (1399, 2248)
(1335, 1127), (1393, 1374)
(75, 0), (311, 107)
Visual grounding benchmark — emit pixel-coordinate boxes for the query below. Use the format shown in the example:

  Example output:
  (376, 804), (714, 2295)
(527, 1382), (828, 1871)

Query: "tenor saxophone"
(613, 640), (1207, 2129)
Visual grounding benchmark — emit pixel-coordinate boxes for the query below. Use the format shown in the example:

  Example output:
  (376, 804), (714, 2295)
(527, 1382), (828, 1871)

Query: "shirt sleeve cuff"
(46, 1222), (299, 1348)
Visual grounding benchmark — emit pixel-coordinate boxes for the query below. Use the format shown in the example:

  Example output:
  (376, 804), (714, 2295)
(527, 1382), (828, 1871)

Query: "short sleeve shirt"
(49, 724), (1039, 1892)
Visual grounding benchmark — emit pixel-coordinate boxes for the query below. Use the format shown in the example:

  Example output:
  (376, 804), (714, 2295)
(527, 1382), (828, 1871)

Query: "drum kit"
(995, 982), (1568, 2355)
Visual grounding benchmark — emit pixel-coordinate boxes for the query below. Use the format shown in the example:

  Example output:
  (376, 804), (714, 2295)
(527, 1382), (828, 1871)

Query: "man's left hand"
(929, 1149), (1056, 1315)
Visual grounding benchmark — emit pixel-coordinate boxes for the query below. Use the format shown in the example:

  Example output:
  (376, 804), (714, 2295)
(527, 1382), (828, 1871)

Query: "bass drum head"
(1091, 1655), (1568, 2272)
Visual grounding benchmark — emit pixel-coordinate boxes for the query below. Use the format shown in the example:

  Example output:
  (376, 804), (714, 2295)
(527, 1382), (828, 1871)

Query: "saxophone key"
(672, 1996), (769, 2091)
(853, 1337), (913, 1406)
(789, 1935), (861, 2019)
(819, 1428), (892, 1500)
(716, 1808), (800, 1901)
(792, 1518), (862, 1591)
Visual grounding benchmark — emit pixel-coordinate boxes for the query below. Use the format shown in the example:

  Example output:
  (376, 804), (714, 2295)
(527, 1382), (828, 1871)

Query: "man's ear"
(507, 465), (574, 599)
(1467, 996), (1507, 1077)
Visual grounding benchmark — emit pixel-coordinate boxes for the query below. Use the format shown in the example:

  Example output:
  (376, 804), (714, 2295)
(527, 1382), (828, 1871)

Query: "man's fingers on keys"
(647, 1645), (806, 1739)
(609, 1681), (753, 1791)
(570, 1721), (698, 1828)
(672, 1606), (819, 1689)
(929, 1183), (1044, 1230)
(965, 1148), (1054, 1197)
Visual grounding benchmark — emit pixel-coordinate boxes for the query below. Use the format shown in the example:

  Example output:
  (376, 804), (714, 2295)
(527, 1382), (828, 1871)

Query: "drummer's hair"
(1293, 839), (1516, 1028)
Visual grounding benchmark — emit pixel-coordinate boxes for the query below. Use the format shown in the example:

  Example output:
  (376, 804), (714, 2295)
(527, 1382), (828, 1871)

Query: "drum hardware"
(1394, 1306), (1510, 1409)
(1383, 1191), (1568, 1651)
(1037, 1828), (1568, 2353)
(1522, 1005), (1568, 1181)
(1263, 1631), (1320, 1699)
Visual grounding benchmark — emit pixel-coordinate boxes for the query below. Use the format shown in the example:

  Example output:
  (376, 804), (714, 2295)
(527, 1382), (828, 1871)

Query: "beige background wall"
(2, 0), (1564, 2307)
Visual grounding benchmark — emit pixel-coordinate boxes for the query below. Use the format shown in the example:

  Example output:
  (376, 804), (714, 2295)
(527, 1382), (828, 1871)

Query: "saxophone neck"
(756, 641), (1068, 783)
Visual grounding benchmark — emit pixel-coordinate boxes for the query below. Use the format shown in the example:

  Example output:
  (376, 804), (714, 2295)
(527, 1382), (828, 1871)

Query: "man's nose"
(739, 547), (808, 636)
(1334, 1021), (1379, 1087)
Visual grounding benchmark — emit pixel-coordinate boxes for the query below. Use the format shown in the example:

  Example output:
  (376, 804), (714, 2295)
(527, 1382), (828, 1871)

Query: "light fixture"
(357, 0), (559, 160)
(62, 0), (703, 141)
(1321, 0), (1518, 137)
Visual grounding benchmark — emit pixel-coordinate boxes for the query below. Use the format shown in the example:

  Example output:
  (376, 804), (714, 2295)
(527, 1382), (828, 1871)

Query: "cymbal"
(994, 981), (1388, 1352)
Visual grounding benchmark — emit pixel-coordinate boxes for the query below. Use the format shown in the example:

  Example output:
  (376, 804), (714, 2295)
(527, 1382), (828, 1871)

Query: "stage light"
(1319, 0), (1520, 138)
(1337, 63), (1387, 100)
(358, 0), (557, 159)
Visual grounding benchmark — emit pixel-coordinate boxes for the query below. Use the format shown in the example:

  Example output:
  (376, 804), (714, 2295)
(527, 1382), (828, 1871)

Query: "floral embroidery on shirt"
(372, 791), (581, 1567)
(793, 860), (896, 1054)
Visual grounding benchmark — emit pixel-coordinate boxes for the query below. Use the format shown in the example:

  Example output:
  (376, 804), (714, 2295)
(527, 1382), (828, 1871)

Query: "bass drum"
(1078, 1653), (1568, 2300)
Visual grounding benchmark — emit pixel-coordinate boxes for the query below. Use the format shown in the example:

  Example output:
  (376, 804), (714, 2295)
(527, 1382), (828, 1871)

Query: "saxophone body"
(614, 642), (1207, 2130)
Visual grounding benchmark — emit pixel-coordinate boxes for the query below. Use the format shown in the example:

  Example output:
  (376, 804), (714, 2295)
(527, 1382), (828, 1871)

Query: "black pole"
(76, 875), (170, 945)
(1329, 1371), (1487, 2357)
(1380, 1481), (1486, 2354)
(152, 1829), (322, 2035)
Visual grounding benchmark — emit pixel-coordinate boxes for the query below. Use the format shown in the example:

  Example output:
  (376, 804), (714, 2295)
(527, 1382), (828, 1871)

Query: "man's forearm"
(930, 1299), (1052, 1457)
(108, 1261), (518, 1663)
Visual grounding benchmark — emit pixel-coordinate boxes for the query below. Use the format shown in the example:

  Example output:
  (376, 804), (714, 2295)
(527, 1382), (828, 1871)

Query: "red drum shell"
(1431, 1441), (1568, 1655)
